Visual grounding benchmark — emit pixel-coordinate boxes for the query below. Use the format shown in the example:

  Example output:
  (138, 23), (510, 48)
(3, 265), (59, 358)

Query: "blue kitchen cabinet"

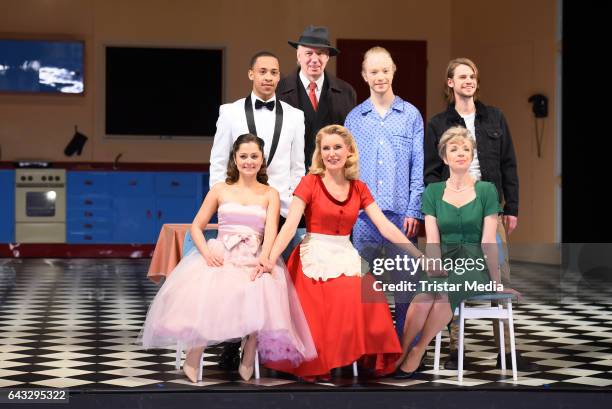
(113, 196), (157, 243)
(154, 172), (203, 233)
(112, 172), (204, 244)
(0, 170), (15, 243)
(68, 172), (111, 196)
(156, 197), (198, 227)
(67, 171), (206, 244)
(111, 172), (156, 243)
(112, 172), (155, 197)
(67, 171), (113, 243)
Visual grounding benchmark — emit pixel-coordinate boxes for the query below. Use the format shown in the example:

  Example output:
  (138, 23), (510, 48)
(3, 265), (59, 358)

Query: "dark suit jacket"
(277, 68), (357, 169)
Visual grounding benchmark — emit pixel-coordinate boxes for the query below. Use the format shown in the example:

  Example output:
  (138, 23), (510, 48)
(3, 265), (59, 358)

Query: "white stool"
(433, 293), (517, 381)
(175, 342), (261, 381)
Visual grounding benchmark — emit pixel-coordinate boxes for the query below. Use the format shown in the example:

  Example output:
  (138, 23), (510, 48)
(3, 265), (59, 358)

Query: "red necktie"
(308, 81), (318, 111)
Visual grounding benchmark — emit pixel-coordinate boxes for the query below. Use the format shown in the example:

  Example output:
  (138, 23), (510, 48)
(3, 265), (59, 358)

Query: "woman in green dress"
(394, 126), (520, 378)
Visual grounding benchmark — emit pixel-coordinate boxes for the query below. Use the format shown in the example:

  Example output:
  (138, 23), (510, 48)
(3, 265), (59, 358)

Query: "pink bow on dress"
(222, 233), (259, 255)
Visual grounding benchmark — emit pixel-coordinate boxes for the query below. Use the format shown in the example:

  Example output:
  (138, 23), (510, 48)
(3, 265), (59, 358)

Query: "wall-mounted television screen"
(0, 38), (84, 94)
(105, 46), (223, 138)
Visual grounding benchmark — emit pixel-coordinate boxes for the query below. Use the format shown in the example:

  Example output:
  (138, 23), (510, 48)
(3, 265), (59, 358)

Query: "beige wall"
(0, 0), (559, 259)
(0, 0), (451, 164)
(450, 0), (559, 259)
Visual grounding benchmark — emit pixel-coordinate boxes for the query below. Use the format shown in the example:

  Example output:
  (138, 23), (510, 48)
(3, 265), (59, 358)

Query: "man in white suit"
(208, 51), (305, 370)
(209, 51), (305, 219)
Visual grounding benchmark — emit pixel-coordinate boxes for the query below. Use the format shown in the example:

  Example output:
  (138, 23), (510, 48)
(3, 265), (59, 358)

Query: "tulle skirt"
(138, 236), (316, 366)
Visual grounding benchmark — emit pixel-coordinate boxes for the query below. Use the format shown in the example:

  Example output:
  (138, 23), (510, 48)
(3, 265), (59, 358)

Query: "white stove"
(15, 168), (66, 243)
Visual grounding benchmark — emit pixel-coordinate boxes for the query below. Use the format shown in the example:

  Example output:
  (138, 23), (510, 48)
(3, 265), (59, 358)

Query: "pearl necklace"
(445, 180), (474, 193)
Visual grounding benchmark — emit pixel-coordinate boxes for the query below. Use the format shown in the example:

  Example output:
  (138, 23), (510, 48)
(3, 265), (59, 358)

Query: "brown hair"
(445, 57), (480, 104)
(309, 124), (360, 180)
(225, 133), (269, 185)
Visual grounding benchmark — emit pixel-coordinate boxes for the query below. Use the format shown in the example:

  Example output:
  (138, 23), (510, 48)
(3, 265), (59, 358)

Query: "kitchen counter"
(0, 161), (210, 171)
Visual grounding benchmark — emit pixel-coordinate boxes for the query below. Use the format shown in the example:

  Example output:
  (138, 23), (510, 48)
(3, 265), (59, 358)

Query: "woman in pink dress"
(139, 134), (316, 383)
(261, 125), (424, 380)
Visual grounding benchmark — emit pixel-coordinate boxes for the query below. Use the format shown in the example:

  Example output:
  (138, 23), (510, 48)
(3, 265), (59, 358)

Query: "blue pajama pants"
(353, 211), (418, 341)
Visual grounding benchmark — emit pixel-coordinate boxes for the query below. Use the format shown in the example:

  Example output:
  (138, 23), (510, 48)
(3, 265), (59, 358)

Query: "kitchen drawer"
(155, 173), (200, 197)
(112, 172), (154, 196)
(68, 195), (112, 209)
(68, 207), (113, 222)
(68, 219), (112, 233)
(67, 230), (112, 243)
(68, 172), (110, 195)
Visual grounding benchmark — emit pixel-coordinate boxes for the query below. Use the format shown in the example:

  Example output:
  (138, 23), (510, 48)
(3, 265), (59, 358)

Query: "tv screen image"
(105, 46), (223, 138)
(0, 39), (84, 94)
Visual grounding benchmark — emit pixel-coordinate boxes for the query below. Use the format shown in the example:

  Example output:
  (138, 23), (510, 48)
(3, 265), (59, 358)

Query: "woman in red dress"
(260, 124), (424, 380)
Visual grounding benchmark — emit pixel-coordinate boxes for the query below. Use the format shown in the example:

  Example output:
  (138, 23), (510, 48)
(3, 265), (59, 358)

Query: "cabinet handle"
(84, 199), (93, 205)
(171, 181), (180, 187)
(157, 210), (162, 219)
(84, 180), (93, 186)
(146, 210), (152, 219)
(129, 180), (138, 186)
(84, 235), (92, 240)
(84, 211), (93, 217)
(84, 223), (93, 229)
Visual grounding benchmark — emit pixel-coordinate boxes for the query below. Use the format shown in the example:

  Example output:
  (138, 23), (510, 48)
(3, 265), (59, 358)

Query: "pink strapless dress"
(139, 202), (316, 367)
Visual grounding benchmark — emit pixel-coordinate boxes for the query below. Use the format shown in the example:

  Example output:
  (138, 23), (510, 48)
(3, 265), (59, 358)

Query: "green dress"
(420, 181), (502, 310)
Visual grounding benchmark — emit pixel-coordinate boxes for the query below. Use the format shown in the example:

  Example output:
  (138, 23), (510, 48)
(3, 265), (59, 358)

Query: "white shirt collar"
(299, 70), (324, 92)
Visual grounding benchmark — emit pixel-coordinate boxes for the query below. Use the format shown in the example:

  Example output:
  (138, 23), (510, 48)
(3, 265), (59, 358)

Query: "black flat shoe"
(393, 368), (416, 379)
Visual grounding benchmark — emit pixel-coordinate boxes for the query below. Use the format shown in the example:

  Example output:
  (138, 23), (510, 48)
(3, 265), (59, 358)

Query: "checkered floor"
(1, 258), (612, 390)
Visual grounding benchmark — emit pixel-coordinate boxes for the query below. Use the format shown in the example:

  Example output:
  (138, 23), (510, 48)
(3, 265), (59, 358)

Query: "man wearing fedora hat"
(278, 25), (357, 169)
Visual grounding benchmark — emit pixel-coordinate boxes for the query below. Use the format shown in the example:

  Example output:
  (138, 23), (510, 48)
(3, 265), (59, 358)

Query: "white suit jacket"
(209, 97), (306, 217)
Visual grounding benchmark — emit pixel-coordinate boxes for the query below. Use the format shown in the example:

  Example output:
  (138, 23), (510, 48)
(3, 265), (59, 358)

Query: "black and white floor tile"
(0, 258), (611, 390)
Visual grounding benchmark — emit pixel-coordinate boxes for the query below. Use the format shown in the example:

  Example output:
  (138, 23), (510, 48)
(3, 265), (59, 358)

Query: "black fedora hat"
(288, 25), (340, 56)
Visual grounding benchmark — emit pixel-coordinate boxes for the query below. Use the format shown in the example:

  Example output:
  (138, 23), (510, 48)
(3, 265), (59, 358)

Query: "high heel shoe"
(394, 352), (425, 379)
(183, 362), (198, 383)
(238, 361), (254, 381)
(183, 348), (202, 383)
(238, 336), (255, 381)
(393, 367), (416, 379)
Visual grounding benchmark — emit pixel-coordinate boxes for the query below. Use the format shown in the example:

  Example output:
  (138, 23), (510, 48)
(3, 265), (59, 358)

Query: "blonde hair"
(309, 124), (360, 180)
(438, 126), (476, 160)
(445, 57), (480, 104)
(361, 46), (396, 73)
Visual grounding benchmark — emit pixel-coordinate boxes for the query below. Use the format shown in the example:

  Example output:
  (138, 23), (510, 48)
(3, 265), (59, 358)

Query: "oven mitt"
(64, 129), (88, 156)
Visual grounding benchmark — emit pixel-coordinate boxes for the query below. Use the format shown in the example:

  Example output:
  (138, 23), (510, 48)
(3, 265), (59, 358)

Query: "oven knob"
(55, 176), (60, 181)
(42, 176), (47, 181)
(28, 176), (33, 181)
(20, 176), (26, 181)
